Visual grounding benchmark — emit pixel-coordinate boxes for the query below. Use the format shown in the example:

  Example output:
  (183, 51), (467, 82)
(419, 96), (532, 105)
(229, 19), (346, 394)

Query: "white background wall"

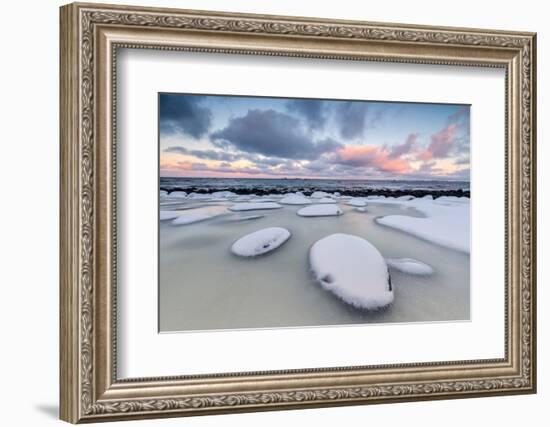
(0, 0), (546, 426)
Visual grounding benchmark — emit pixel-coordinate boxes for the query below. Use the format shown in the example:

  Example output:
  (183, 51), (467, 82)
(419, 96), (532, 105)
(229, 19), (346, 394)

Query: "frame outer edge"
(529, 33), (537, 393)
(59, 2), (537, 422)
(60, 3), (81, 424)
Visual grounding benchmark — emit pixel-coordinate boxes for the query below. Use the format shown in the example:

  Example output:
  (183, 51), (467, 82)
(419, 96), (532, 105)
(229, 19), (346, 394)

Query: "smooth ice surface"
(159, 211), (180, 221)
(172, 214), (212, 225)
(229, 202), (282, 211)
(159, 197), (470, 332)
(317, 197), (336, 204)
(297, 204), (343, 217)
(231, 227), (291, 257)
(310, 234), (393, 310)
(387, 258), (434, 275)
(375, 198), (470, 253)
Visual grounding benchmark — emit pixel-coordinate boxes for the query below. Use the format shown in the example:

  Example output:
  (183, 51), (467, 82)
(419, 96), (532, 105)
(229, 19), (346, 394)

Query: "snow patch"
(279, 194), (311, 205)
(231, 227), (291, 257)
(229, 202), (282, 211)
(297, 204), (343, 217)
(311, 191), (330, 199)
(375, 198), (470, 253)
(309, 234), (393, 310)
(172, 214), (211, 225)
(347, 198), (367, 207)
(386, 258), (434, 275)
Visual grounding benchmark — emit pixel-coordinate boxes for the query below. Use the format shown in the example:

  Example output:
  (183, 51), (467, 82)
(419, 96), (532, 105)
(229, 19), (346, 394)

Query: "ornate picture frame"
(60, 2), (536, 423)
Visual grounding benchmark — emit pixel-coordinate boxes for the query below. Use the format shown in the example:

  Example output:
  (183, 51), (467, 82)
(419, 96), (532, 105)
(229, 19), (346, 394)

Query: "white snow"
(355, 207), (367, 213)
(386, 258), (434, 275)
(309, 233), (393, 310)
(346, 198), (367, 207)
(229, 202), (282, 211)
(311, 191), (330, 199)
(396, 195), (415, 201)
(317, 197), (336, 204)
(297, 204), (343, 217)
(231, 227), (291, 257)
(167, 190), (187, 198)
(186, 192), (211, 200)
(234, 195), (253, 201)
(251, 198), (278, 203)
(279, 194), (311, 205)
(172, 214), (212, 225)
(375, 197), (470, 253)
(159, 211), (180, 221)
(211, 191), (236, 198)
(160, 190), (168, 197)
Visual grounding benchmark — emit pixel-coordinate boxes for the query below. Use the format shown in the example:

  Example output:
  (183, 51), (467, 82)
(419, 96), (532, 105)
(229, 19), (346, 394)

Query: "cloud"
(163, 146), (241, 162)
(331, 145), (412, 174)
(159, 95), (212, 138)
(388, 134), (417, 159)
(454, 157), (470, 165)
(333, 101), (370, 139)
(286, 99), (327, 129)
(211, 109), (341, 160)
(417, 124), (458, 161)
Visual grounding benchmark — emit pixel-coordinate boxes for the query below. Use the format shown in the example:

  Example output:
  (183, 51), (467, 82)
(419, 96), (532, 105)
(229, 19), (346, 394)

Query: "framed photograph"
(60, 2), (537, 423)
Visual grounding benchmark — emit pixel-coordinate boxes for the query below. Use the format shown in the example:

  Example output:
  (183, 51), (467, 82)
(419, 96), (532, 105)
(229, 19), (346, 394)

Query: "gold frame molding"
(60, 2), (537, 423)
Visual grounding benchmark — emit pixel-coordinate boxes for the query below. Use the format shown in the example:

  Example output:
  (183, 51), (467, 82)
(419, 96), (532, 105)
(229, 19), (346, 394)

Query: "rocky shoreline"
(160, 186), (470, 199)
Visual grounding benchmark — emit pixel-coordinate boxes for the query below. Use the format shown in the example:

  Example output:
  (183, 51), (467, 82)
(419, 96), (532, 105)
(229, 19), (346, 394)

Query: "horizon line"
(160, 175), (470, 182)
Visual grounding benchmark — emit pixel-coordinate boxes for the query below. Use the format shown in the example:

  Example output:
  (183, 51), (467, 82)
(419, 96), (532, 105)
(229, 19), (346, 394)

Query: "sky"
(159, 93), (470, 181)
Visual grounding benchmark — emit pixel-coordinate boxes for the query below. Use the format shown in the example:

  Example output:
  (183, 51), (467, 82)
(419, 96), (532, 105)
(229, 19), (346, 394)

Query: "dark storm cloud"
(285, 99), (327, 129)
(211, 109), (342, 160)
(159, 94), (212, 138)
(333, 101), (371, 140)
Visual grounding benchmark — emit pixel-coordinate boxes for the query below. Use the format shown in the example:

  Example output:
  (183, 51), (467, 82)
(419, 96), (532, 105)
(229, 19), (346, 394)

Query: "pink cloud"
(417, 124), (457, 161)
(334, 145), (412, 174)
(389, 133), (417, 159)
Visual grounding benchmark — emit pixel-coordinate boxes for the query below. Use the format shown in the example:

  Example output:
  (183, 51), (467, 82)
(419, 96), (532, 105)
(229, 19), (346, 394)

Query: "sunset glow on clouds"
(159, 94), (470, 181)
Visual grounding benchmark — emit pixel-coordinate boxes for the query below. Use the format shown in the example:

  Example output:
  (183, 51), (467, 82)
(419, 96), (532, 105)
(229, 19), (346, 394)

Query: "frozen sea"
(159, 183), (470, 333)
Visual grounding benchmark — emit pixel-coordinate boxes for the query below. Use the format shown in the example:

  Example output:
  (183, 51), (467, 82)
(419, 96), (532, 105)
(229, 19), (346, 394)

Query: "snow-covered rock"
(231, 227), (291, 257)
(355, 207), (368, 213)
(211, 191), (236, 198)
(347, 198), (367, 207)
(386, 258), (434, 275)
(159, 211), (180, 221)
(229, 202), (282, 211)
(297, 204), (343, 217)
(186, 192), (211, 200)
(172, 214), (211, 225)
(159, 190), (168, 197)
(279, 194), (311, 205)
(167, 190), (187, 198)
(311, 191), (330, 199)
(309, 234), (393, 310)
(396, 195), (415, 201)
